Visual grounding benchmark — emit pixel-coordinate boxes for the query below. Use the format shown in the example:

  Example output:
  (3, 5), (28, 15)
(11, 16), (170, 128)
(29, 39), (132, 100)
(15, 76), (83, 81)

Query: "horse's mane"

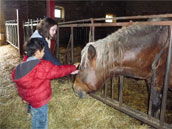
(80, 23), (168, 71)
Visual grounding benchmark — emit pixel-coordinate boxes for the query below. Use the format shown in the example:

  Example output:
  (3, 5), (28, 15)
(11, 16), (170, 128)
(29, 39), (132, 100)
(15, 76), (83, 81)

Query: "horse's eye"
(79, 66), (83, 71)
(79, 63), (88, 71)
(79, 65), (85, 71)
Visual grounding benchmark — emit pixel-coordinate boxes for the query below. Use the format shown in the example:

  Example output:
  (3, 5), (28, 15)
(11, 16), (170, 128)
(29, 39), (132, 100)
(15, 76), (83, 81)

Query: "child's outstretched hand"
(74, 62), (80, 68)
(71, 70), (79, 75)
(71, 62), (80, 75)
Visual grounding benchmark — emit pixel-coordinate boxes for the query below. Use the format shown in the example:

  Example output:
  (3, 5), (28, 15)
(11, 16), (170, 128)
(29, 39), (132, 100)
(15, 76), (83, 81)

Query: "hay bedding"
(0, 44), (151, 129)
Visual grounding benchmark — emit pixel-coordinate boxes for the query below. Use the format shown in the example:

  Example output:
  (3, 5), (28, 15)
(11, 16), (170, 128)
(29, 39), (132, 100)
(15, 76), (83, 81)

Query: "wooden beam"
(16, 9), (24, 56)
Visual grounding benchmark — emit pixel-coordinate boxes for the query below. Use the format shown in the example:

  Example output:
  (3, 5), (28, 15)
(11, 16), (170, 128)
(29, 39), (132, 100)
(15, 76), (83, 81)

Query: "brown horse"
(73, 21), (172, 117)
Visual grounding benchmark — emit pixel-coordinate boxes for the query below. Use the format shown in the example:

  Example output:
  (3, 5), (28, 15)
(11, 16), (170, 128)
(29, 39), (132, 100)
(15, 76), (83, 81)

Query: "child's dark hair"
(37, 17), (57, 39)
(26, 38), (45, 57)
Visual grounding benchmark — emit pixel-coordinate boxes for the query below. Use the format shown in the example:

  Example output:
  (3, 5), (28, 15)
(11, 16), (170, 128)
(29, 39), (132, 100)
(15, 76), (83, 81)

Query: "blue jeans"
(31, 104), (48, 129)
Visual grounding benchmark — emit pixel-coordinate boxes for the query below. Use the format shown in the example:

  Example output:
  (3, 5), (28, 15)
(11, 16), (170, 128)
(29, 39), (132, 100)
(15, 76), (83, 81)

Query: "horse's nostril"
(72, 87), (84, 98)
(72, 84), (88, 98)
(78, 90), (89, 99)
(78, 90), (84, 98)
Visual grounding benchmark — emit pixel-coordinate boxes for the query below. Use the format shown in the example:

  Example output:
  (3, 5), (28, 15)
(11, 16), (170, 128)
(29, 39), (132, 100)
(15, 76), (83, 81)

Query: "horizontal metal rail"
(23, 23), (38, 27)
(58, 14), (172, 25)
(59, 21), (172, 28)
(90, 93), (172, 129)
(5, 23), (17, 26)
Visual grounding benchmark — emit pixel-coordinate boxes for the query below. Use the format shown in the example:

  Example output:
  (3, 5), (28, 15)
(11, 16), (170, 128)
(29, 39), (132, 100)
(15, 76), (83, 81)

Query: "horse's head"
(73, 22), (168, 98)
(73, 44), (105, 98)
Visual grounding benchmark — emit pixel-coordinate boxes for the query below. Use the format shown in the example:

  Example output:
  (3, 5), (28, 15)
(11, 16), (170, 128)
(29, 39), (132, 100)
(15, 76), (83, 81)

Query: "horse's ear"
(88, 45), (96, 60)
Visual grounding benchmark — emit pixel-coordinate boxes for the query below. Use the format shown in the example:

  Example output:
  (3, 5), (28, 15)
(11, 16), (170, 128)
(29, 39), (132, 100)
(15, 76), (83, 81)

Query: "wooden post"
(46, 0), (55, 19)
(0, 0), (6, 46)
(55, 27), (60, 59)
(71, 27), (74, 64)
(46, 0), (56, 54)
(16, 9), (24, 56)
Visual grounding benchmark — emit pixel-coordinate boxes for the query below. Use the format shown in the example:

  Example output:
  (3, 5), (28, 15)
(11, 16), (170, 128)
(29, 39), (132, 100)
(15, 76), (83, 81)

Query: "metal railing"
(23, 19), (41, 42)
(58, 14), (172, 129)
(5, 20), (18, 49)
(5, 9), (41, 55)
(5, 9), (24, 55)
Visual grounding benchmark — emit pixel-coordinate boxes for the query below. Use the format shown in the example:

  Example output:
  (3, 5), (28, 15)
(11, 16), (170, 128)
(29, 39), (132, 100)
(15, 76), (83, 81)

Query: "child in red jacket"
(12, 38), (79, 129)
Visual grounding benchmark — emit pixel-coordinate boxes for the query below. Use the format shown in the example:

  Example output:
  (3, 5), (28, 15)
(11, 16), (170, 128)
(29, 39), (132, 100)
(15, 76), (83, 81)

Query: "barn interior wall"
(4, 0), (29, 21)
(0, 0), (6, 45)
(4, 1), (172, 23)
(27, 1), (46, 20)
(55, 1), (126, 46)
(4, 0), (46, 21)
(55, 1), (126, 22)
(125, 1), (172, 16)
(3, 1), (172, 46)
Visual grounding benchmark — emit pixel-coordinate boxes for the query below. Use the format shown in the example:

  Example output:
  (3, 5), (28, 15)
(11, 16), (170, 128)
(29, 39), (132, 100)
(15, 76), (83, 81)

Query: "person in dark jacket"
(12, 38), (79, 129)
(26, 17), (62, 117)
(30, 17), (61, 65)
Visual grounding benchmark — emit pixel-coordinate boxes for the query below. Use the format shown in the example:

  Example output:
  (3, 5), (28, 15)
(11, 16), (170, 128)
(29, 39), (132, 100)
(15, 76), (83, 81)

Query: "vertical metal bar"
(13, 25), (15, 45)
(27, 19), (30, 39)
(101, 84), (105, 95)
(159, 26), (172, 127)
(92, 26), (95, 42)
(5, 25), (7, 41)
(71, 27), (74, 64)
(104, 81), (108, 98)
(23, 24), (26, 43)
(119, 76), (124, 107)
(15, 25), (18, 47)
(148, 68), (156, 119)
(12, 25), (14, 46)
(12, 25), (13, 44)
(91, 18), (95, 42)
(56, 27), (60, 59)
(36, 18), (39, 24)
(89, 27), (92, 42)
(7, 25), (9, 41)
(10, 26), (13, 42)
(70, 27), (74, 82)
(8, 26), (10, 42)
(14, 25), (16, 46)
(111, 78), (114, 99)
(30, 19), (33, 34)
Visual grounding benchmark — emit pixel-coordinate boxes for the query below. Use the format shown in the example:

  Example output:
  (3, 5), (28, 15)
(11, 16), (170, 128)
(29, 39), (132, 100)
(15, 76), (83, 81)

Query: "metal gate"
(58, 14), (172, 129)
(5, 9), (41, 56)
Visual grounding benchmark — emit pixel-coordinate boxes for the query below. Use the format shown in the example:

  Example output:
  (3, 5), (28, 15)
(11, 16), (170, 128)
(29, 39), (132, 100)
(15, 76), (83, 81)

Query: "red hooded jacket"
(12, 59), (76, 108)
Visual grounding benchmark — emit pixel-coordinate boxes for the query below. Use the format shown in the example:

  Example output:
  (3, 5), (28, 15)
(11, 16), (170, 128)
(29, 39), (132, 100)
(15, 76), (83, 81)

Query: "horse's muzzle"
(72, 85), (88, 98)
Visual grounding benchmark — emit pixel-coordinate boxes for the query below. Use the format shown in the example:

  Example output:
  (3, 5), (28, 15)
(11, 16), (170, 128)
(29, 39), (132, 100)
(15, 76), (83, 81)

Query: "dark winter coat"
(30, 30), (61, 65)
